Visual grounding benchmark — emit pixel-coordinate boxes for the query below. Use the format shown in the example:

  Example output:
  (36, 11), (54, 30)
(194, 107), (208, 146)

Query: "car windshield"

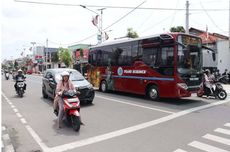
(55, 71), (85, 82)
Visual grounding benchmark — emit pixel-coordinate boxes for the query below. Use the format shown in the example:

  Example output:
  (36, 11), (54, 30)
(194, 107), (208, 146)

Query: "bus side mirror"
(212, 52), (216, 61)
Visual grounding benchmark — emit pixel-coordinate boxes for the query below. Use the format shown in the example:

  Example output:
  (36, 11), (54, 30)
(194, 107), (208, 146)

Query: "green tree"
(58, 47), (72, 67)
(126, 28), (139, 38)
(170, 26), (185, 33)
(52, 52), (59, 63)
(14, 60), (18, 69)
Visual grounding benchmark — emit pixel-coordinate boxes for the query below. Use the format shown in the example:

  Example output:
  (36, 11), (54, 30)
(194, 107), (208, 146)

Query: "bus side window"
(89, 50), (97, 66)
(157, 46), (174, 76)
(96, 49), (103, 66)
(118, 45), (132, 66)
(131, 42), (139, 63)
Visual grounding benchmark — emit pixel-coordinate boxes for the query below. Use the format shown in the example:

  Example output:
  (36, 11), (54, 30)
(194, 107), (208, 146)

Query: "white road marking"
(224, 123), (230, 128)
(189, 141), (229, 152)
(215, 128), (230, 136)
(203, 134), (230, 146)
(173, 149), (187, 152)
(20, 118), (27, 124)
(50, 99), (230, 152)
(2, 91), (230, 152)
(16, 112), (22, 118)
(2, 92), (49, 152)
(13, 108), (18, 113)
(25, 125), (49, 152)
(10, 105), (15, 108)
(96, 95), (175, 114)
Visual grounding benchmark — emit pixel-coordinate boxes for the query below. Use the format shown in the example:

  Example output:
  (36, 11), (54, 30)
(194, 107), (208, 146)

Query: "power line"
(141, 14), (174, 34)
(200, 1), (226, 33)
(170, 0), (180, 27)
(14, 0), (229, 11)
(103, 1), (146, 31)
(48, 1), (146, 46)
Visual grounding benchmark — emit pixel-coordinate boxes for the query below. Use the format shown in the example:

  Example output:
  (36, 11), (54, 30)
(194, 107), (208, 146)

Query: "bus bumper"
(177, 88), (191, 97)
(176, 83), (191, 97)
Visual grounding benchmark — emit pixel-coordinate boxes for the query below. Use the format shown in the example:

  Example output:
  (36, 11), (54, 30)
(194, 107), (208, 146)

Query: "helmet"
(18, 69), (23, 72)
(205, 69), (210, 74)
(61, 71), (69, 77)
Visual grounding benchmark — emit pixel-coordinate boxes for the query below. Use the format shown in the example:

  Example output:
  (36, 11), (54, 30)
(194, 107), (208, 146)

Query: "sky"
(1, 0), (229, 61)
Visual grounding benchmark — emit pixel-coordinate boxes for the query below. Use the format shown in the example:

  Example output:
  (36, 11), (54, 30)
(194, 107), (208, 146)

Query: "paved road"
(2, 75), (230, 152)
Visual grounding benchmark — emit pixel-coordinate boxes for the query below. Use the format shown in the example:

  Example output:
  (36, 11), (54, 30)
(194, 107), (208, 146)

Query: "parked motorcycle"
(217, 75), (229, 84)
(55, 90), (81, 131)
(16, 78), (26, 97)
(197, 80), (227, 100)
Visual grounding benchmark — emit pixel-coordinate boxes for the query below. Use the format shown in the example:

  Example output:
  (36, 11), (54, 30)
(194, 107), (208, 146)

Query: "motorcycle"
(197, 80), (227, 100)
(16, 78), (26, 97)
(217, 75), (229, 84)
(55, 90), (81, 131)
(5, 72), (9, 80)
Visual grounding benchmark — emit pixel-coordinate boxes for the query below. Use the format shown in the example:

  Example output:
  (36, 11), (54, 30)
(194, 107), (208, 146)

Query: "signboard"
(75, 49), (89, 60)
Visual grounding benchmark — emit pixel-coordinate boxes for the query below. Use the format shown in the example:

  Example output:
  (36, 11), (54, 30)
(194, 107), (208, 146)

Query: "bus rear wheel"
(100, 81), (108, 93)
(147, 85), (159, 101)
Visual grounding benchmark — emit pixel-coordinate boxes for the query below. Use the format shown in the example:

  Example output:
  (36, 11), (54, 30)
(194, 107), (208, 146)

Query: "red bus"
(88, 33), (202, 100)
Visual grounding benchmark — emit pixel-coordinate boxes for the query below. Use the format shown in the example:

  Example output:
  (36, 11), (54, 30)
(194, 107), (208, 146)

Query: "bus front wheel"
(147, 85), (159, 101)
(100, 81), (108, 93)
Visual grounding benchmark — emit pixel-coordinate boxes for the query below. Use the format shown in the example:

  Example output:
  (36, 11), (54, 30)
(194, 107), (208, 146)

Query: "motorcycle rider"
(14, 69), (26, 91)
(53, 71), (83, 128)
(204, 69), (215, 97)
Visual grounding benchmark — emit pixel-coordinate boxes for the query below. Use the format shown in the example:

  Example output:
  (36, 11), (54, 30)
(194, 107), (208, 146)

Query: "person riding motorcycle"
(203, 69), (215, 96)
(53, 71), (83, 128)
(14, 69), (26, 91)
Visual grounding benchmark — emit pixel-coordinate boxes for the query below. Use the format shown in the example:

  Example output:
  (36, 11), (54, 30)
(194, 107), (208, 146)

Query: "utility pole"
(98, 8), (106, 44)
(45, 38), (48, 71)
(185, 0), (189, 34)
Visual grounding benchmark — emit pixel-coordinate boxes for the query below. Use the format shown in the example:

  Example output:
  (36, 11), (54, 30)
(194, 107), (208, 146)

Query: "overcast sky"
(1, 0), (229, 61)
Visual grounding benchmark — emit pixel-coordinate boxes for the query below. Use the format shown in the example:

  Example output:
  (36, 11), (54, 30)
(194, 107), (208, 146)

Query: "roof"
(189, 27), (229, 44)
(90, 33), (201, 49)
(44, 47), (58, 53)
(68, 44), (91, 51)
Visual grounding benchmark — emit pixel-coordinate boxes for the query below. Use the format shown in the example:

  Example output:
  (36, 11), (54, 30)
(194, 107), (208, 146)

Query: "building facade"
(189, 27), (229, 72)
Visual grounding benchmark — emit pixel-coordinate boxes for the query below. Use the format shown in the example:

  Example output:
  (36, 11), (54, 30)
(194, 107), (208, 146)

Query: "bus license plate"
(189, 77), (199, 81)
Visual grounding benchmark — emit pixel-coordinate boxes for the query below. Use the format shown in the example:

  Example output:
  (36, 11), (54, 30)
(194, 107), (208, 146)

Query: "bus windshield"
(177, 35), (202, 75)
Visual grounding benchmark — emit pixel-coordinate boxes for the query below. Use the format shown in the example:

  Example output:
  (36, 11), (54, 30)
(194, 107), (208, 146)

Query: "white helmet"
(61, 71), (69, 77)
(18, 69), (23, 72)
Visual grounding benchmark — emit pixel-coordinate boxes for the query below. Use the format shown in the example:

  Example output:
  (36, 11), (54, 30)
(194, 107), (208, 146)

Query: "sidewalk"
(2, 126), (15, 152)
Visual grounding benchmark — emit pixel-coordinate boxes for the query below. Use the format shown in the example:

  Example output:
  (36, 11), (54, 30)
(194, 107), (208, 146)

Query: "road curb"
(2, 126), (15, 152)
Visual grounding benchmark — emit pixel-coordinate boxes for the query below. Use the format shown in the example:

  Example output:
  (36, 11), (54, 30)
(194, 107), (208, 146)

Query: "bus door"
(112, 43), (132, 92)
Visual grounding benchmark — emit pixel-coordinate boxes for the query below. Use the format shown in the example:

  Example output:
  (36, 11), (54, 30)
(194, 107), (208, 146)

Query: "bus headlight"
(177, 83), (188, 90)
